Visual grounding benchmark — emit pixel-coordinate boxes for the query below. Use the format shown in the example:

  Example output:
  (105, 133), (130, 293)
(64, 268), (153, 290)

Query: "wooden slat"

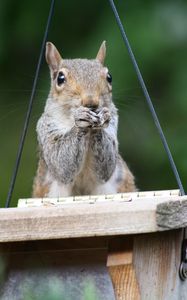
(107, 237), (140, 300)
(109, 265), (140, 300)
(18, 189), (180, 207)
(0, 190), (186, 242)
(133, 229), (187, 300)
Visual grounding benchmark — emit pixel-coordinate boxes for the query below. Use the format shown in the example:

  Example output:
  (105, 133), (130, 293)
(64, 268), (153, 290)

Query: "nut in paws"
(74, 107), (99, 128)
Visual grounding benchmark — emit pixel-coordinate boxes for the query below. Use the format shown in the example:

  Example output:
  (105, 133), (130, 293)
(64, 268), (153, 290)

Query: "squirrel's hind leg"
(32, 158), (50, 197)
(33, 158), (73, 198)
(116, 159), (136, 193)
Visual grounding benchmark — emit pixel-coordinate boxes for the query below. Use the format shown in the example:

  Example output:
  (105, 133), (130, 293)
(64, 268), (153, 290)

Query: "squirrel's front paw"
(74, 107), (99, 128)
(95, 107), (111, 128)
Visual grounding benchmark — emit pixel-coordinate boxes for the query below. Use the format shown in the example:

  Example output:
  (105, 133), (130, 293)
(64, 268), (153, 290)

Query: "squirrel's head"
(45, 41), (112, 110)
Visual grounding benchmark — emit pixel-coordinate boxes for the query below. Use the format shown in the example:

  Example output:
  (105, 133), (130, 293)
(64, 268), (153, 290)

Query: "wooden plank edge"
(0, 193), (186, 242)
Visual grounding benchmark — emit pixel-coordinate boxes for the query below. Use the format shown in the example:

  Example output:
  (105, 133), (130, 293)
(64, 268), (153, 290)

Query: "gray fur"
(37, 114), (89, 184)
(90, 129), (117, 182)
(33, 44), (136, 197)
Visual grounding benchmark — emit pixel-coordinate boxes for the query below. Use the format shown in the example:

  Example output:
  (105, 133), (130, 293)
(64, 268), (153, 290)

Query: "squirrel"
(32, 41), (136, 197)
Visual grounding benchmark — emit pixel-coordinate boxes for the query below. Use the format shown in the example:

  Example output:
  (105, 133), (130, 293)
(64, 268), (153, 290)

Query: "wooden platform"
(0, 190), (186, 300)
(0, 190), (186, 243)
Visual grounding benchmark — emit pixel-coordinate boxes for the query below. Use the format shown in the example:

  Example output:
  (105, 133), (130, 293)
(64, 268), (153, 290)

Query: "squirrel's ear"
(45, 42), (62, 70)
(96, 41), (106, 65)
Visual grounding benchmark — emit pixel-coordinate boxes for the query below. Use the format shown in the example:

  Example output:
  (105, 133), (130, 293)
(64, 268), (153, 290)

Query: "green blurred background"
(1, 0), (187, 207)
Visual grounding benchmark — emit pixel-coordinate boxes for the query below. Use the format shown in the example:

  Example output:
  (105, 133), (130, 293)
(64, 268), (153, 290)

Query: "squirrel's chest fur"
(43, 158), (120, 197)
(33, 106), (136, 197)
(71, 147), (101, 195)
(41, 133), (115, 197)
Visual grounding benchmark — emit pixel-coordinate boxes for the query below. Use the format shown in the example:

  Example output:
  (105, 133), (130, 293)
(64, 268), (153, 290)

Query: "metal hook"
(179, 239), (187, 281)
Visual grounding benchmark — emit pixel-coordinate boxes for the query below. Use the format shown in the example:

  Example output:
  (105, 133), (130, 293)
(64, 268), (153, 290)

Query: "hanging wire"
(108, 0), (185, 196)
(5, 0), (56, 208)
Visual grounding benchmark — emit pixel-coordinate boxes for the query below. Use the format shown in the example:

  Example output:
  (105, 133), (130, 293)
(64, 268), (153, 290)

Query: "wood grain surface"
(133, 230), (187, 300)
(0, 190), (186, 242)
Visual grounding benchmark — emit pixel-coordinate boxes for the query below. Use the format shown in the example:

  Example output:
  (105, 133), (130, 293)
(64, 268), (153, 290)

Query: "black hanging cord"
(5, 0), (56, 208)
(108, 0), (185, 196)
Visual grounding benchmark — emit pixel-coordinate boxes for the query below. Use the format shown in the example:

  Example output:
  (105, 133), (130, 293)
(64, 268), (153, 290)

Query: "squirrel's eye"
(57, 71), (65, 85)
(106, 73), (112, 84)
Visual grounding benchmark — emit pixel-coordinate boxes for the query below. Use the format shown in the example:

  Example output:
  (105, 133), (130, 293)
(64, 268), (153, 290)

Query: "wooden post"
(133, 230), (187, 300)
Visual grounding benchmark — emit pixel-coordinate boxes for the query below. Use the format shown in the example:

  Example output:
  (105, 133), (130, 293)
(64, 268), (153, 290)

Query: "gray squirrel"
(32, 41), (136, 197)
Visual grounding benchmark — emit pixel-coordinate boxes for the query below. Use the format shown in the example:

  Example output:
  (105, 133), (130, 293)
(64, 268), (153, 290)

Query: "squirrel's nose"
(85, 103), (98, 110)
(82, 95), (99, 110)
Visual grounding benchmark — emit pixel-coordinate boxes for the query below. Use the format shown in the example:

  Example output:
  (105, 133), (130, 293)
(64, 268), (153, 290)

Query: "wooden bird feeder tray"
(0, 190), (187, 299)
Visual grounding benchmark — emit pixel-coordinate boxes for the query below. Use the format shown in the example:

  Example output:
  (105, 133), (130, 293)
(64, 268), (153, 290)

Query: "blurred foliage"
(0, 0), (187, 206)
(0, 256), (98, 300)
(23, 277), (98, 300)
(22, 278), (66, 300)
